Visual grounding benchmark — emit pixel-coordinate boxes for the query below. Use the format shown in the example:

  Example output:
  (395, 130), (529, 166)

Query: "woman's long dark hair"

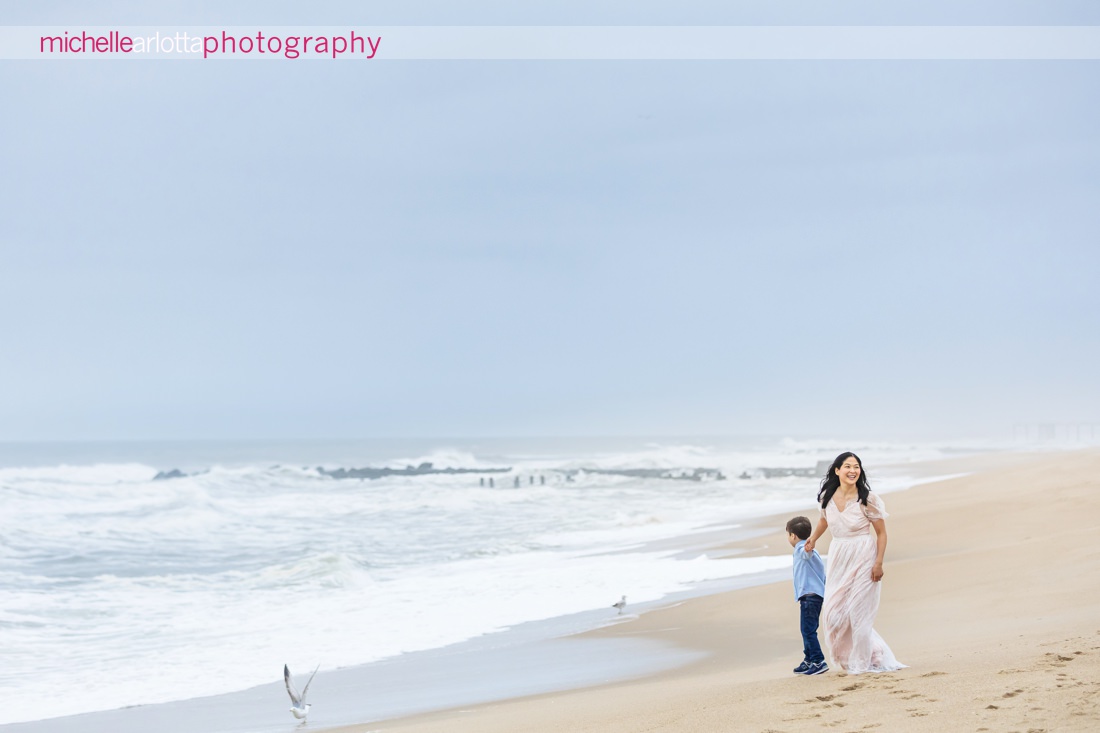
(817, 451), (871, 509)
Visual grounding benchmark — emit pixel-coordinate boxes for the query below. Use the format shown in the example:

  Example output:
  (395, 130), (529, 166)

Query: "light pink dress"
(821, 492), (905, 674)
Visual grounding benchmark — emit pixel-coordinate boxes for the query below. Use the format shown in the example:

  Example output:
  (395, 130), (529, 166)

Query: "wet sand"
(338, 449), (1100, 733)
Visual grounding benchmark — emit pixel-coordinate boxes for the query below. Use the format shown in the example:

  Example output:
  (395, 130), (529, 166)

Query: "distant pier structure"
(319, 462), (510, 481)
(738, 461), (832, 480)
(1014, 422), (1099, 444)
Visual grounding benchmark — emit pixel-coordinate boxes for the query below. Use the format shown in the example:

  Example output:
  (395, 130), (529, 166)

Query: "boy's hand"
(871, 563), (884, 582)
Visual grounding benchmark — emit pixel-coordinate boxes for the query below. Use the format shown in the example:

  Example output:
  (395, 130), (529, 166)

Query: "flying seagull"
(612, 595), (627, 614)
(284, 663), (319, 720)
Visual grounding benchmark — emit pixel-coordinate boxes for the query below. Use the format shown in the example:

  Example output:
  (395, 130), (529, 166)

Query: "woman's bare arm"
(870, 517), (887, 581)
(804, 516), (828, 553)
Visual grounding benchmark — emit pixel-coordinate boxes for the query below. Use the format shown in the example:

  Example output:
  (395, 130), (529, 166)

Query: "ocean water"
(0, 437), (982, 725)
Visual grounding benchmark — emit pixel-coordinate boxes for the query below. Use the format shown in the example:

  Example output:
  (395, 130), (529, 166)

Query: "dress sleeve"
(864, 492), (888, 521)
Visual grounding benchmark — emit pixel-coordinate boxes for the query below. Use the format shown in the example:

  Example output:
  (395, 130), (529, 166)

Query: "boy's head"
(785, 516), (812, 546)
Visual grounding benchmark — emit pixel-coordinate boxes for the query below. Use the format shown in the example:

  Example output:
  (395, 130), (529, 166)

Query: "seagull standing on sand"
(612, 595), (627, 614)
(284, 664), (319, 720)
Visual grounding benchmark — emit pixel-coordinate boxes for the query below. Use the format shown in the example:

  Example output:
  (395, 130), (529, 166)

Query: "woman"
(804, 452), (905, 674)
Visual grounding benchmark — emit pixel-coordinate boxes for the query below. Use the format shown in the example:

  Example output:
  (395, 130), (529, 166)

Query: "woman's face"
(835, 457), (861, 488)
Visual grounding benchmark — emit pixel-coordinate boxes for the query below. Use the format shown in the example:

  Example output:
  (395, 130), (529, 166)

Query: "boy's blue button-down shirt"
(792, 539), (826, 601)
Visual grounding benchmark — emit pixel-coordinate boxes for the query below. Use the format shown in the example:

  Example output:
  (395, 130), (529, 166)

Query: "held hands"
(804, 538), (815, 553)
(871, 563), (884, 582)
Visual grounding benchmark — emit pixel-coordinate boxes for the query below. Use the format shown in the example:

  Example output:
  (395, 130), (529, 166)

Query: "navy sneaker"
(793, 661), (811, 674)
(803, 661), (829, 675)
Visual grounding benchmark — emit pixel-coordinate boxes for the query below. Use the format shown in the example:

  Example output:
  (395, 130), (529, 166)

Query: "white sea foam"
(0, 438), (986, 724)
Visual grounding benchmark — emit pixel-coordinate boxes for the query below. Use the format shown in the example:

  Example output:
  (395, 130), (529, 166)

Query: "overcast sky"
(1, 2), (1097, 441)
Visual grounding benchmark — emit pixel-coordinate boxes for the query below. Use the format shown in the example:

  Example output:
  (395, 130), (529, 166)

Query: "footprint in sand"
(1002, 688), (1025, 698)
(920, 671), (946, 677)
(1042, 653), (1076, 668)
(782, 712), (822, 722)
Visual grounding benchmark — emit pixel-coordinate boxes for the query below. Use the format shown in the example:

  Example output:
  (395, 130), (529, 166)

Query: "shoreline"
(5, 448), (1092, 733)
(333, 448), (1100, 733)
(0, 515), (793, 733)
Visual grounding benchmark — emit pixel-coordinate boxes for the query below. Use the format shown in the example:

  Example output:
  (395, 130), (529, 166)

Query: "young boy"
(786, 515), (828, 675)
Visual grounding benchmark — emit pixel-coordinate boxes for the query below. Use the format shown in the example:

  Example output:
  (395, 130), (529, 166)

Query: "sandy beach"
(334, 449), (1100, 733)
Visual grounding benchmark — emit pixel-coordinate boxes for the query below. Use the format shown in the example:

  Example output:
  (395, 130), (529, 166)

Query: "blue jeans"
(799, 593), (824, 664)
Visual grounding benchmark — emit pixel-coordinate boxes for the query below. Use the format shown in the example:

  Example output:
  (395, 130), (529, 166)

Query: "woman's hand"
(804, 517), (827, 554)
(871, 563), (884, 582)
